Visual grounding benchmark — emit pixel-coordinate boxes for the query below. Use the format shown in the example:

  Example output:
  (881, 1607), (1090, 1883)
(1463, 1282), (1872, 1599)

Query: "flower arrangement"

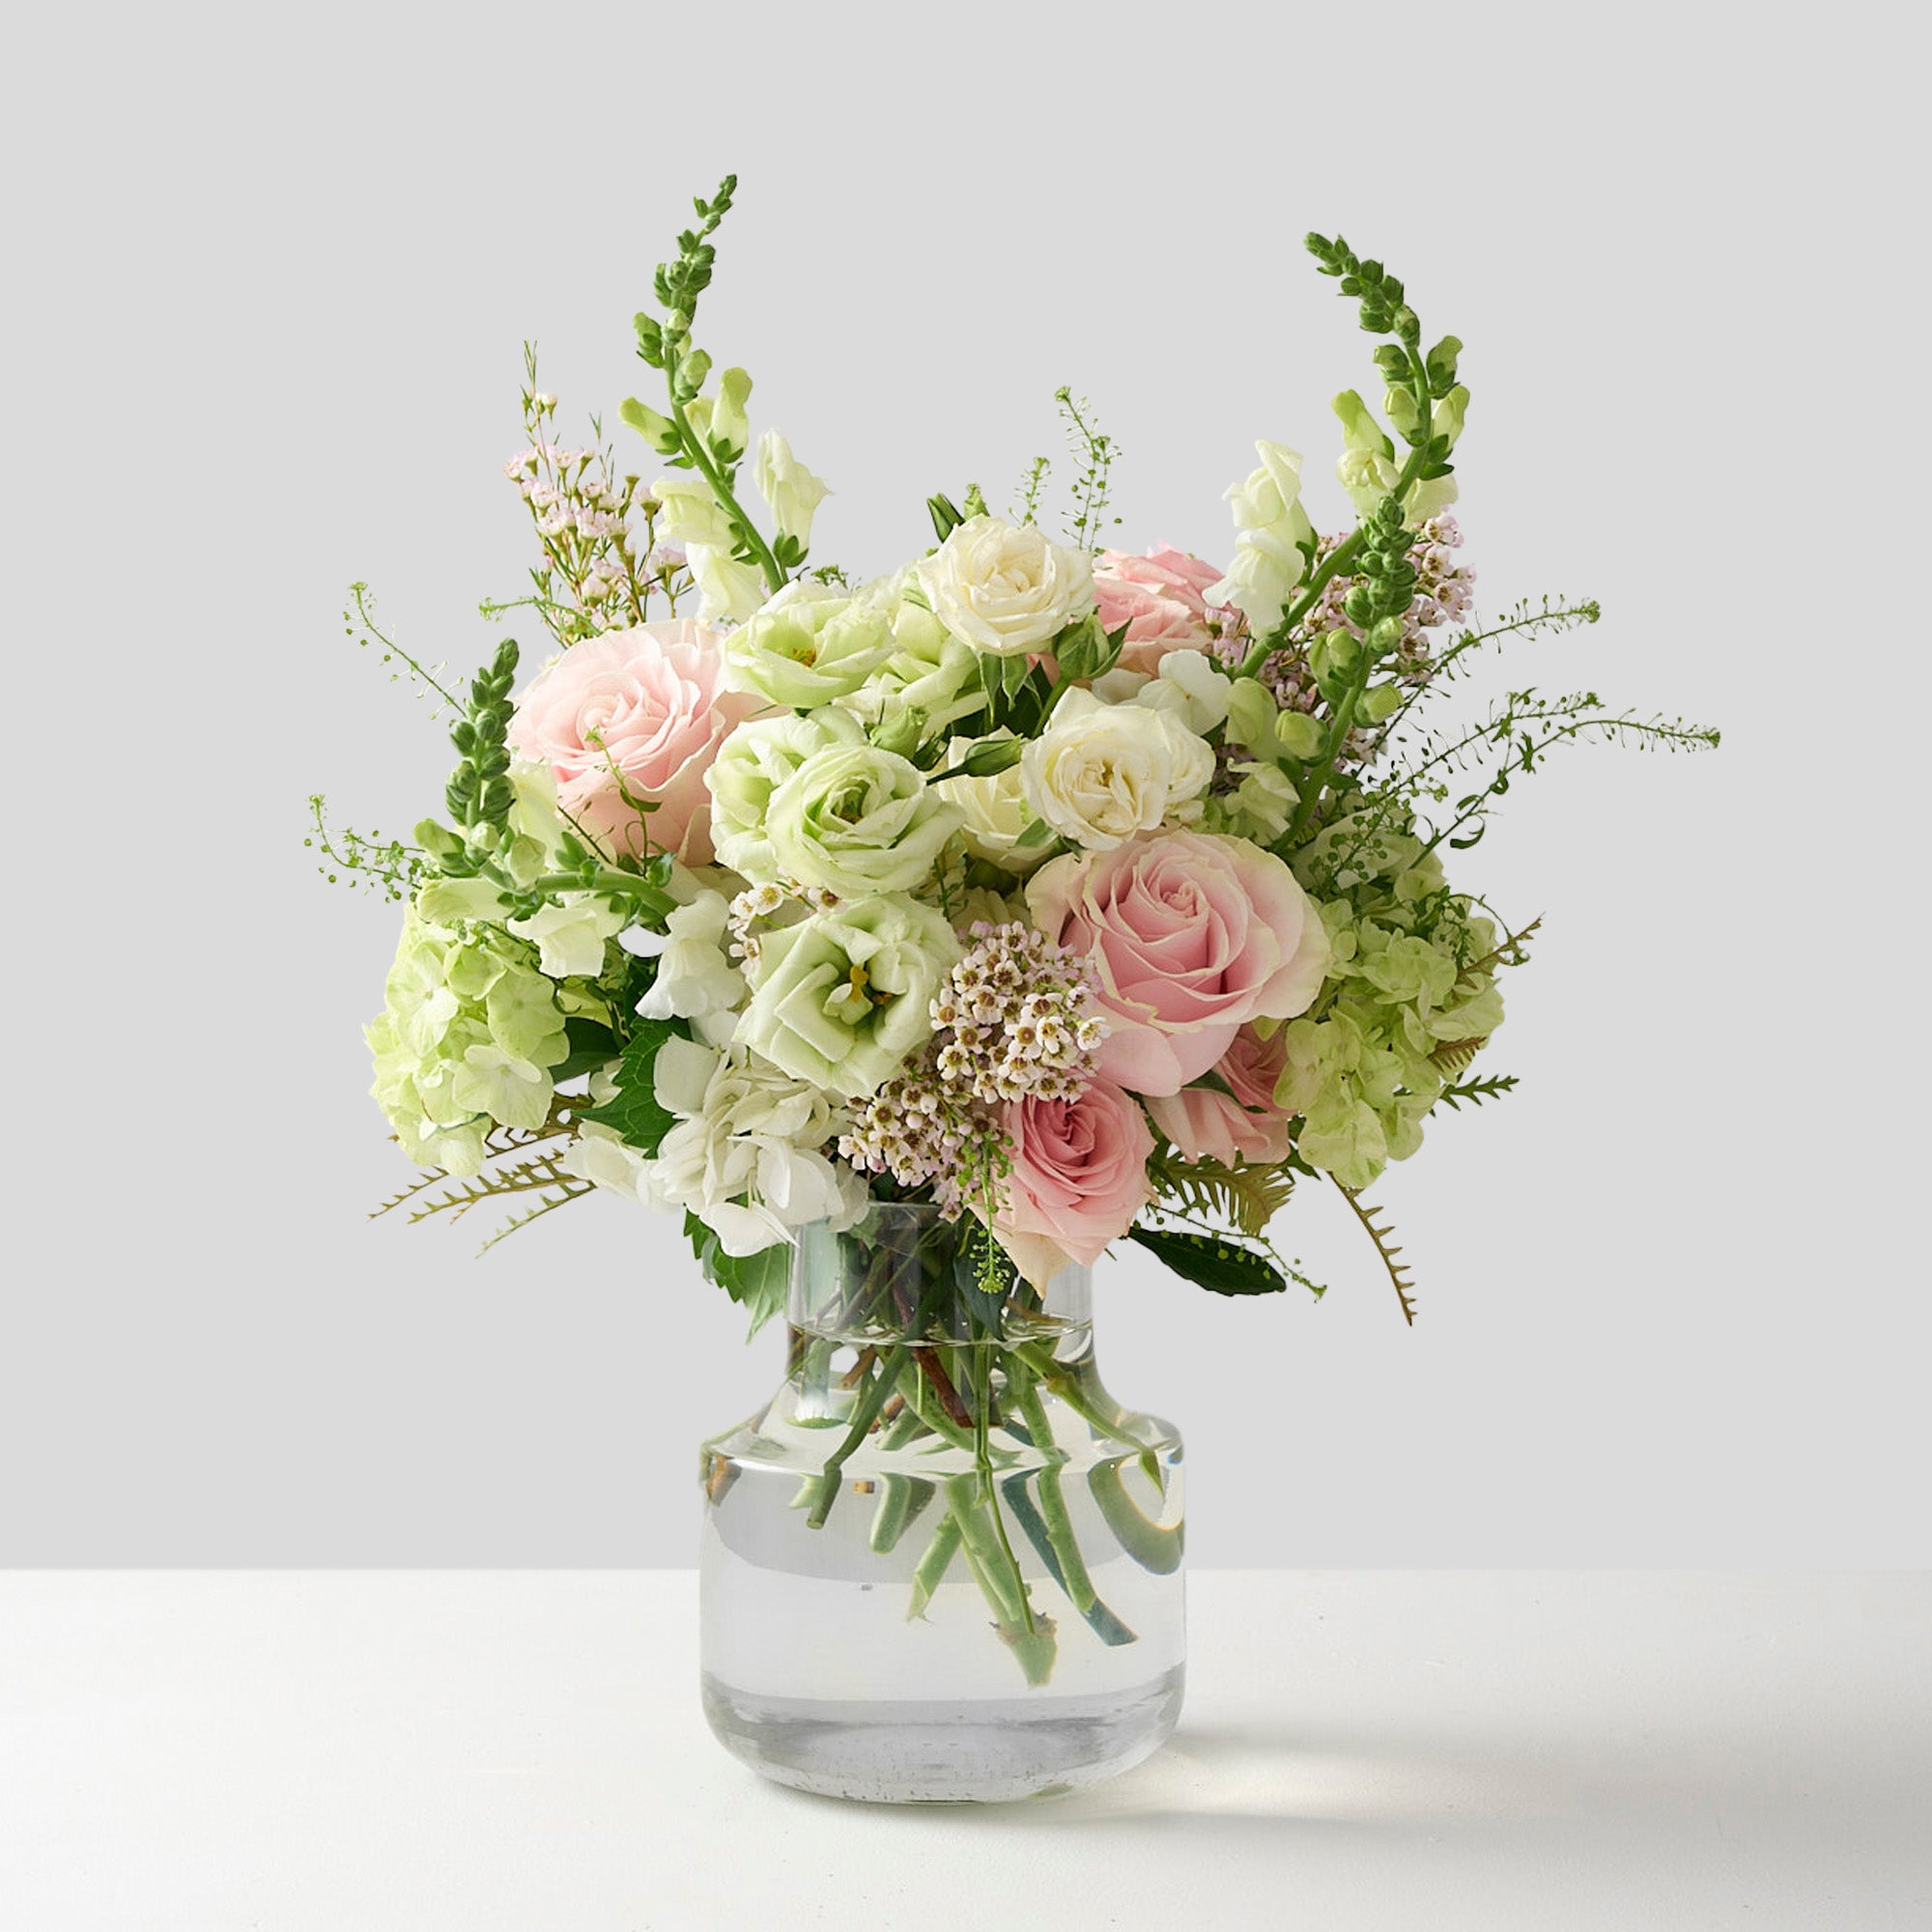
(317, 175), (1718, 1326)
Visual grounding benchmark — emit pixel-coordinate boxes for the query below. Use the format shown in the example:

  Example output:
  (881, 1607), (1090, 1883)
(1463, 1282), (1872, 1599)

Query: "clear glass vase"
(698, 1202), (1185, 1803)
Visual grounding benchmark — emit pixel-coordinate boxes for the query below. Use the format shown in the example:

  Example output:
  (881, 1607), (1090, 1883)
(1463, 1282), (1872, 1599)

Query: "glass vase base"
(700, 1663), (1185, 1804)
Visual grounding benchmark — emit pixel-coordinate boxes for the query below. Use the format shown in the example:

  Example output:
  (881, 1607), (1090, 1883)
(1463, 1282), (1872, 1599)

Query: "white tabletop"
(3, 1571), (1926, 1929)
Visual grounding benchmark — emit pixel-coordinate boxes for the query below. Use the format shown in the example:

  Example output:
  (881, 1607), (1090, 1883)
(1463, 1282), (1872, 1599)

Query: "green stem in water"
(907, 1511), (963, 1620)
(1015, 1380), (1096, 1616)
(807, 1273), (952, 1530)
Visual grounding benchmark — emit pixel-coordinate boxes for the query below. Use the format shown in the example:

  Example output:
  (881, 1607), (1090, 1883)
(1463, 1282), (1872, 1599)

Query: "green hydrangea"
(1276, 808), (1507, 1189)
(366, 904), (575, 1177)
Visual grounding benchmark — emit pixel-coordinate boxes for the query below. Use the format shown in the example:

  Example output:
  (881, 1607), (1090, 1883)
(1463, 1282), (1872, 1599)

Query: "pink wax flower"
(1026, 830), (1331, 1097)
(508, 620), (755, 865)
(1146, 1023), (1293, 1167)
(995, 1078), (1155, 1287)
(1092, 543), (1228, 675)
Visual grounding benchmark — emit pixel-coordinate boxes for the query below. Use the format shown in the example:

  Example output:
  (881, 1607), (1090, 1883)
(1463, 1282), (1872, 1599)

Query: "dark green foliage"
(1126, 1227), (1288, 1296)
(581, 1016), (682, 1154)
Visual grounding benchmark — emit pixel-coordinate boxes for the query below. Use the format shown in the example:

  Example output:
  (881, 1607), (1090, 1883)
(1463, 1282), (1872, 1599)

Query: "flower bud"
(619, 396), (683, 458)
(1383, 386), (1422, 439)
(1426, 334), (1463, 387)
(1224, 678), (1280, 755)
(710, 366), (753, 461)
(1274, 710), (1323, 759)
(1358, 682), (1403, 724)
(1367, 614), (1406, 656)
(1432, 384), (1470, 452)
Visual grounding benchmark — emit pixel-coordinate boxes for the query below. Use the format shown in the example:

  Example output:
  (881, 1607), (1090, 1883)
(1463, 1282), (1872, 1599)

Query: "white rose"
(915, 515), (1096, 658)
(1020, 689), (1214, 851)
(753, 430), (832, 550)
(931, 731), (1037, 875)
(706, 708), (867, 882)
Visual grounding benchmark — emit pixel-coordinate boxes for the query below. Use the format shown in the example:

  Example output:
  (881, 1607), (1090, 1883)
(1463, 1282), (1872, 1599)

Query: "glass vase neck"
(787, 1204), (1092, 1350)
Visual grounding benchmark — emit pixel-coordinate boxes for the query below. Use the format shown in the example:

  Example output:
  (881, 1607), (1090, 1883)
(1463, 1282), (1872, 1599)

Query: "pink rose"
(1026, 830), (1331, 1097)
(1146, 1024), (1293, 1166)
(508, 620), (755, 865)
(995, 1079), (1155, 1286)
(1093, 543), (1228, 676)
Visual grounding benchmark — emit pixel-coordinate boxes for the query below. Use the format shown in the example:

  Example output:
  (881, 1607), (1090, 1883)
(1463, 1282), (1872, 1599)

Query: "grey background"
(4, 4), (1920, 1566)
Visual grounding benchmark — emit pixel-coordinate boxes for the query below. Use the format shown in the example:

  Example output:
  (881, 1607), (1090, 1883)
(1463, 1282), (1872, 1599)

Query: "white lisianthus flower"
(753, 431), (831, 549)
(723, 581), (894, 708)
(766, 744), (964, 898)
(1131, 649), (1234, 736)
(833, 574), (987, 740)
(642, 1037), (862, 1256)
(1208, 440), (1316, 632)
(507, 894), (628, 980)
(741, 895), (962, 1098)
(685, 544), (769, 625)
(634, 891), (744, 1048)
(915, 515), (1096, 658)
(649, 473), (737, 548)
(705, 708), (867, 882)
(1020, 688), (1214, 851)
(936, 730), (1046, 875)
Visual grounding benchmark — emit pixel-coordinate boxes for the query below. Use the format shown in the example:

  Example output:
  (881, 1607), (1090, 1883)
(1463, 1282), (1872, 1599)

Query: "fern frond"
(476, 1179), (594, 1255)
(1436, 1073), (1520, 1112)
(406, 1151), (580, 1228)
(1148, 1153), (1297, 1237)
(1331, 1179), (1417, 1326)
(1429, 1035), (1490, 1076)
(369, 1166), (454, 1222)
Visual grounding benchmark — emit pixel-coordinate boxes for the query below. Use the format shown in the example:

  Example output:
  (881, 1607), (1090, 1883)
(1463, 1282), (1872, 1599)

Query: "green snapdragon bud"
(710, 366), (753, 461)
(1358, 682), (1403, 724)
(1275, 709), (1323, 759)
(1225, 678), (1281, 756)
(1383, 385), (1422, 439)
(619, 396), (683, 457)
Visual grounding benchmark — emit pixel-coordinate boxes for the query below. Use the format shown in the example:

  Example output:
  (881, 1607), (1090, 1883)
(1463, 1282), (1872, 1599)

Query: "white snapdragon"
(1208, 440), (1316, 632)
(634, 891), (744, 1048)
(753, 431), (831, 550)
(1130, 648), (1234, 736)
(916, 515), (1095, 658)
(685, 544), (768, 625)
(1020, 689), (1214, 850)
(649, 473), (737, 548)
(642, 1037), (863, 1256)
(507, 894), (629, 980)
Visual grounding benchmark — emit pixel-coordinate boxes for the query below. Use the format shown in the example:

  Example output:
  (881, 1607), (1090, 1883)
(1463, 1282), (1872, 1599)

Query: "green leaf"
(580, 1016), (681, 1154)
(1126, 1227), (1287, 1296)
(686, 1211), (789, 1333)
(552, 1018), (620, 1084)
